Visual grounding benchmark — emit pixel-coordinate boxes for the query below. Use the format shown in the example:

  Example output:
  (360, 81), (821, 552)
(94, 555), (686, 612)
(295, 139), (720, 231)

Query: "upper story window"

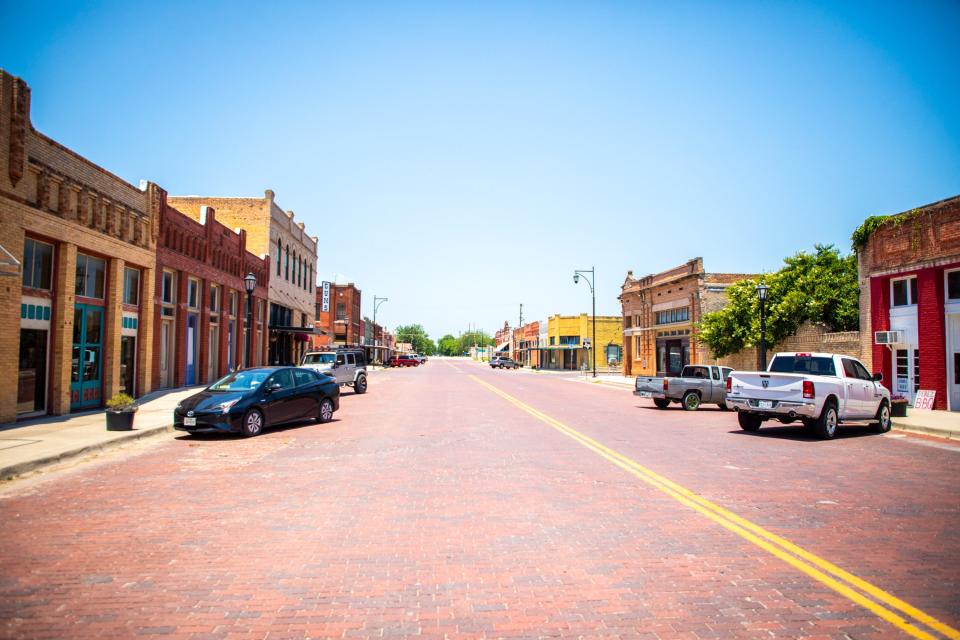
(161, 270), (175, 304)
(187, 278), (199, 309)
(285, 245), (289, 281)
(22, 238), (53, 291)
(209, 285), (220, 313)
(891, 277), (918, 307)
(656, 306), (690, 325)
(122, 267), (140, 306)
(948, 270), (960, 301)
(559, 335), (580, 345)
(229, 291), (237, 317)
(336, 303), (346, 321)
(75, 253), (105, 299)
(276, 238), (281, 276)
(308, 265), (313, 292)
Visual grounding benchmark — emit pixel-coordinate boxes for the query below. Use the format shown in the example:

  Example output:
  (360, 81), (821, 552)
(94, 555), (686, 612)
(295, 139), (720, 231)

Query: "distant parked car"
(301, 348), (368, 394)
(491, 357), (519, 370)
(388, 354), (420, 367)
(415, 353), (428, 364)
(634, 365), (734, 411)
(174, 367), (340, 437)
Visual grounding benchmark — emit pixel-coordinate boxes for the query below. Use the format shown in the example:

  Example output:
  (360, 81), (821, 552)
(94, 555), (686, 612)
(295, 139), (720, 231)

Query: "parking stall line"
(469, 374), (960, 640)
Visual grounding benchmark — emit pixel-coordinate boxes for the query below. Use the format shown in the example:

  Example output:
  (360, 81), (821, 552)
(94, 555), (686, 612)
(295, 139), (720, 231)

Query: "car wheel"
(317, 397), (335, 424)
(241, 409), (264, 437)
(873, 400), (891, 433)
(354, 374), (368, 395)
(682, 391), (701, 411)
(815, 400), (839, 439)
(653, 398), (670, 409)
(738, 412), (762, 432)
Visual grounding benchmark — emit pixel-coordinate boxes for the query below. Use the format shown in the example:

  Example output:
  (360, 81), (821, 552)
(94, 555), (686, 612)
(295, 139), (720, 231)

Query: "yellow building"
(538, 314), (623, 371)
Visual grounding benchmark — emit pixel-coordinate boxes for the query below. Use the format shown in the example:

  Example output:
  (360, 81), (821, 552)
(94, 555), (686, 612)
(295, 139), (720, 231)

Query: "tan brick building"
(0, 70), (156, 422)
(168, 192), (318, 365)
(620, 258), (753, 377)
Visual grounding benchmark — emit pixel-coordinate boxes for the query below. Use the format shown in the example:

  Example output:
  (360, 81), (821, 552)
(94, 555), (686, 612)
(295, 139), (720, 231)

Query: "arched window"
(309, 265), (313, 291)
(298, 256), (302, 287)
(276, 238), (281, 275)
(285, 245), (289, 280)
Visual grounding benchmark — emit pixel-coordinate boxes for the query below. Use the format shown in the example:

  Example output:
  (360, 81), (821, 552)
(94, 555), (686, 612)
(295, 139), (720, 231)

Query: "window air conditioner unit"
(874, 330), (903, 345)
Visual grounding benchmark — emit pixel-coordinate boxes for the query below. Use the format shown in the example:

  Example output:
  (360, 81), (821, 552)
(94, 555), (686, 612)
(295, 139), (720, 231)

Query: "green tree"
(395, 324), (436, 355)
(458, 330), (494, 355)
(437, 334), (460, 356)
(697, 244), (859, 358)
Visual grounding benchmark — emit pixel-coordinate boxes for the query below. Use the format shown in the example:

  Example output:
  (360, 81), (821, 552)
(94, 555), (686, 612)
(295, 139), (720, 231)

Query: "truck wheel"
(814, 400), (839, 439)
(354, 374), (367, 395)
(653, 398), (670, 410)
(738, 412), (762, 432)
(872, 400), (891, 433)
(717, 402), (729, 411)
(682, 391), (701, 411)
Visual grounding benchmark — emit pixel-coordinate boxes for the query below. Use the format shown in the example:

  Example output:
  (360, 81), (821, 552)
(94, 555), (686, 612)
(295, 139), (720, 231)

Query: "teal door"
(71, 304), (104, 410)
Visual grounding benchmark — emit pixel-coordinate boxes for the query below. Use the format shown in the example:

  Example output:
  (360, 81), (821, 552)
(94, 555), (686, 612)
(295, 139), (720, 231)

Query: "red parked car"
(388, 354), (420, 367)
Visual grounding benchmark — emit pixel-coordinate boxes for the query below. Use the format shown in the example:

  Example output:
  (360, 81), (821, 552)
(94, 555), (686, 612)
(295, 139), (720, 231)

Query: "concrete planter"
(106, 408), (137, 431)
(891, 402), (908, 418)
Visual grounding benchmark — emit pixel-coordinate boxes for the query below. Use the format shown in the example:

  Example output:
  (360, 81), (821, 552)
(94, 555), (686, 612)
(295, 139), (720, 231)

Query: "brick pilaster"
(0, 225), (24, 423)
(103, 257), (124, 401)
(50, 242), (77, 415)
(917, 268), (947, 409)
(137, 266), (154, 396)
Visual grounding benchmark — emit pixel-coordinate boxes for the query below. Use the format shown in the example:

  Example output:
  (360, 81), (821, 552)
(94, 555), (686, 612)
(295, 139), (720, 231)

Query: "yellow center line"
(469, 374), (958, 640)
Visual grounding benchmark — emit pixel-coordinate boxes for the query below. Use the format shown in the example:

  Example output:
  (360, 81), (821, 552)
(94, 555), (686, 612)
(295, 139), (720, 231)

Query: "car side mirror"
(265, 382), (282, 394)
(873, 372), (883, 382)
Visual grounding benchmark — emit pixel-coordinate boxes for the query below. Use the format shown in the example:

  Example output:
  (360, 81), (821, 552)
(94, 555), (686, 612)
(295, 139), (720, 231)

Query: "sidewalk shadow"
(174, 418), (340, 441)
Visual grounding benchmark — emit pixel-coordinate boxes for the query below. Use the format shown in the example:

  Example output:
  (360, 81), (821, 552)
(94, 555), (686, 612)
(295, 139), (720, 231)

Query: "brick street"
(1, 360), (958, 639)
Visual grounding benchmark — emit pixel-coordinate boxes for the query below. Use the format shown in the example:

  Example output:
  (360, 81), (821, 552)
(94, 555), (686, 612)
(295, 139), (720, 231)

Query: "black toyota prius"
(174, 366), (340, 437)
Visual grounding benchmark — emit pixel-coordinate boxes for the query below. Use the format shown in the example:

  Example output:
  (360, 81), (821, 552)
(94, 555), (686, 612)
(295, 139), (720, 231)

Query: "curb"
(891, 422), (959, 441)
(0, 424), (175, 481)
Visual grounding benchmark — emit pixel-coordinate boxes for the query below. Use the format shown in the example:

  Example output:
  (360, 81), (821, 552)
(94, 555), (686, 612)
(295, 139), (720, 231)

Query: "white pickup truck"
(725, 352), (891, 439)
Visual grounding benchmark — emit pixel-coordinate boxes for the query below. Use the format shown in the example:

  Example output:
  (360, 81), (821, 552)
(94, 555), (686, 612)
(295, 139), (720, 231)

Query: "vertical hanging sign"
(321, 281), (331, 312)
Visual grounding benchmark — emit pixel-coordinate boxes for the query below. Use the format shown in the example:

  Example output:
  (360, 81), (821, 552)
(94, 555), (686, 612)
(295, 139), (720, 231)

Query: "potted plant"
(105, 393), (138, 431)
(890, 395), (909, 418)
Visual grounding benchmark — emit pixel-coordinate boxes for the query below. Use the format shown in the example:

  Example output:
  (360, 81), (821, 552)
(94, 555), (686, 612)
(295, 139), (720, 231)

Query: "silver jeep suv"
(300, 349), (369, 394)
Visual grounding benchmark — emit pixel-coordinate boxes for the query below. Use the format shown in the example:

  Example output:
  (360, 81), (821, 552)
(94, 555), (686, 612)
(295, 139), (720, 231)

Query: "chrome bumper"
(726, 397), (817, 417)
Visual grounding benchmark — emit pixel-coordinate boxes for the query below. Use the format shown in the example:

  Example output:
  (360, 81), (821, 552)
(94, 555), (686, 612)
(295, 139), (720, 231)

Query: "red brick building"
(313, 282), (362, 348)
(152, 186), (269, 389)
(858, 195), (960, 410)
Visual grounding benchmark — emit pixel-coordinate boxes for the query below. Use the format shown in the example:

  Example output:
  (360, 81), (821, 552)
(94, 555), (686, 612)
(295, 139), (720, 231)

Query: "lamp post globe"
(244, 272), (256, 294)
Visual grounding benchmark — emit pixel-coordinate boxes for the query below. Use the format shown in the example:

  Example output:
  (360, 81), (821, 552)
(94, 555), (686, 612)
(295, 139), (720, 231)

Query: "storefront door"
(18, 328), (48, 414)
(71, 304), (103, 410)
(185, 314), (198, 386)
(949, 315), (960, 411)
(120, 335), (136, 396)
(159, 320), (173, 388)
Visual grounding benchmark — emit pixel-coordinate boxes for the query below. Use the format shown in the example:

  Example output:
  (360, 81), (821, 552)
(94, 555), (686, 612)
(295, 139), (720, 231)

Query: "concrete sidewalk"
(892, 410), (960, 440)
(0, 386), (201, 480)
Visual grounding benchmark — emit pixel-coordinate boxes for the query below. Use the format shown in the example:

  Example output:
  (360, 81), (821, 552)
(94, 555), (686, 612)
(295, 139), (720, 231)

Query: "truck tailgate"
(729, 372), (806, 401)
(634, 377), (664, 395)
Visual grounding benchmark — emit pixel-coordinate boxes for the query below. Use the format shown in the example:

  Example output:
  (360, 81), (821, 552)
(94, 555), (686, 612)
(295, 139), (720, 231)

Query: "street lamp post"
(373, 296), (388, 364)
(756, 282), (769, 371)
(573, 267), (597, 378)
(243, 272), (257, 369)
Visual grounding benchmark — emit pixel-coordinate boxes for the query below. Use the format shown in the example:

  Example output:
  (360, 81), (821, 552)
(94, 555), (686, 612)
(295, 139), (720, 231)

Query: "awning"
(269, 325), (321, 334)
(495, 343), (510, 352)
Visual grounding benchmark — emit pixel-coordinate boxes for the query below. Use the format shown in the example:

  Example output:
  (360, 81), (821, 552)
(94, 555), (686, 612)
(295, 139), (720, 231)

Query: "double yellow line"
(470, 375), (959, 640)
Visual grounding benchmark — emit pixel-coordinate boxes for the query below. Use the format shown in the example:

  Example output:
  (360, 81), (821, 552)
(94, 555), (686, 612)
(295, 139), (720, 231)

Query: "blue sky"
(2, 1), (958, 340)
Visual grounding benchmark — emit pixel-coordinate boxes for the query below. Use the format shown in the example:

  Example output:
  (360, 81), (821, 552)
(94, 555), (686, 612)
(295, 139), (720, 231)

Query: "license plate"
(184, 417), (197, 426)
(638, 391), (652, 398)
(758, 400), (773, 410)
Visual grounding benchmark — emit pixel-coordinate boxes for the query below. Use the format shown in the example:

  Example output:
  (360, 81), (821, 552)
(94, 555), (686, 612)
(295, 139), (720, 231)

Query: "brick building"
(168, 191), (318, 365)
(620, 258), (753, 377)
(494, 321), (513, 359)
(0, 70), (156, 422)
(512, 321), (542, 368)
(858, 195), (960, 410)
(313, 282), (363, 348)
(152, 187), (269, 389)
(534, 314), (622, 371)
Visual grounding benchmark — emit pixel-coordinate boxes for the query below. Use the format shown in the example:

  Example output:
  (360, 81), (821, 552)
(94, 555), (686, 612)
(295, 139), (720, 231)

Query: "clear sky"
(3, 1), (958, 340)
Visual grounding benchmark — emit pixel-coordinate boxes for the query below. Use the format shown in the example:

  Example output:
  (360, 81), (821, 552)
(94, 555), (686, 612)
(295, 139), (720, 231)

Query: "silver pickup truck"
(634, 364), (734, 411)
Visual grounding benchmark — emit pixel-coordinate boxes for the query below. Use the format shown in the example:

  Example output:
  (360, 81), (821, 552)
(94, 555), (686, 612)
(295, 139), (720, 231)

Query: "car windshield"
(208, 370), (271, 391)
(303, 353), (336, 365)
(769, 356), (837, 377)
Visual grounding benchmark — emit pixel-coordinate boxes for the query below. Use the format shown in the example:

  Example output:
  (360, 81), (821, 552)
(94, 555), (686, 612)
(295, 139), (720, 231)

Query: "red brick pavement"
(0, 360), (957, 639)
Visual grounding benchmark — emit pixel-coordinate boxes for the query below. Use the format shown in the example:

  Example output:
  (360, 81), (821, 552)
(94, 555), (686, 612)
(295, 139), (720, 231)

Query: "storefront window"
(22, 238), (53, 290)
(162, 271), (175, 304)
(123, 267), (140, 305)
(210, 285), (219, 312)
(187, 278), (199, 309)
(892, 277), (917, 307)
(75, 254), (105, 299)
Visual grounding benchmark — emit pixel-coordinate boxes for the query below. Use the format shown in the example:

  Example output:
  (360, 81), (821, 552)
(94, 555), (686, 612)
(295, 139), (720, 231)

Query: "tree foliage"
(697, 244), (859, 358)
(437, 334), (460, 356)
(395, 324), (436, 356)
